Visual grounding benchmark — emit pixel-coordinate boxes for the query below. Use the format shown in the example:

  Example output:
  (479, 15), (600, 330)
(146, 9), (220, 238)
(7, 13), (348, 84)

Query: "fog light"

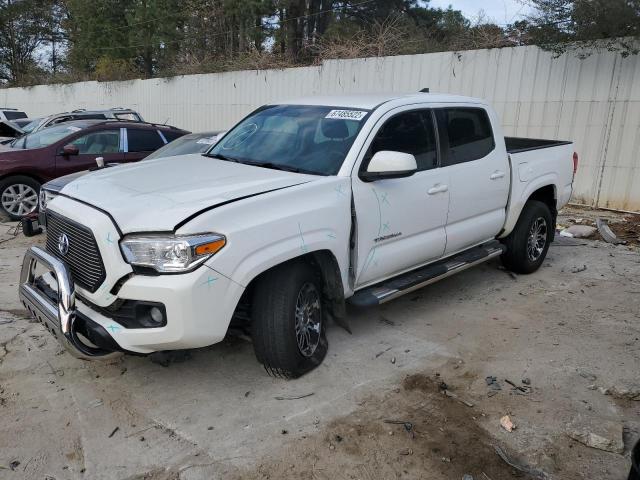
(149, 306), (164, 324)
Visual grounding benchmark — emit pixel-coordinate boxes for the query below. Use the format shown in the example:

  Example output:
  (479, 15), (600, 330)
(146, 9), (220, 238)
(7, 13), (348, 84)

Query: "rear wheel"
(501, 200), (553, 274)
(251, 261), (328, 378)
(0, 176), (40, 220)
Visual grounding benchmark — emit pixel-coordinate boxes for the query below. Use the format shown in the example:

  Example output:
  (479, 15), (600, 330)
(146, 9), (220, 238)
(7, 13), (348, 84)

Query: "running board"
(348, 241), (505, 307)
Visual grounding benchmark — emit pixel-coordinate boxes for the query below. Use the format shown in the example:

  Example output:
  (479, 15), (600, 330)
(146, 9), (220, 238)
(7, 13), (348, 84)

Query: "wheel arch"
(240, 249), (346, 323)
(501, 181), (558, 238)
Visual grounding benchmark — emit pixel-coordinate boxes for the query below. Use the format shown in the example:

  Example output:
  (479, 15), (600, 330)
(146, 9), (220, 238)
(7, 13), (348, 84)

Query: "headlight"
(39, 189), (57, 211)
(120, 233), (226, 273)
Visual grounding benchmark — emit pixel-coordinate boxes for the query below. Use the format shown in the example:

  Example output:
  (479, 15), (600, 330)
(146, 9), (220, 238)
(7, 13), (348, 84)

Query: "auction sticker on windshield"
(325, 110), (368, 121)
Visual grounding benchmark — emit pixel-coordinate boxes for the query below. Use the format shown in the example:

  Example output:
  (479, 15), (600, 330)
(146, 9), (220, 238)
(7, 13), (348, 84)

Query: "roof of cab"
(277, 92), (486, 110)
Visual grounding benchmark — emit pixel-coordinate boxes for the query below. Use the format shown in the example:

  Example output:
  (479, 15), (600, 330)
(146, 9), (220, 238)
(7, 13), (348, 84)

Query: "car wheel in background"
(0, 175), (41, 220)
(500, 200), (553, 274)
(251, 261), (328, 378)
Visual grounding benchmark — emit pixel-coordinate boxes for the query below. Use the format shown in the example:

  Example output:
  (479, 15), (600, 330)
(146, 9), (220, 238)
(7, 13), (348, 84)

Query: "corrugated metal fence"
(1, 45), (639, 211)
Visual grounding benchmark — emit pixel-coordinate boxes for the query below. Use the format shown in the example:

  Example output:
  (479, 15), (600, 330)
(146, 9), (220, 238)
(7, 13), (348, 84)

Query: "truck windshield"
(206, 105), (369, 175)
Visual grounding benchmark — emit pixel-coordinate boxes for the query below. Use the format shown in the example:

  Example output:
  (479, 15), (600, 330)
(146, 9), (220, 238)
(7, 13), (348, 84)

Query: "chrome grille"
(45, 211), (106, 293)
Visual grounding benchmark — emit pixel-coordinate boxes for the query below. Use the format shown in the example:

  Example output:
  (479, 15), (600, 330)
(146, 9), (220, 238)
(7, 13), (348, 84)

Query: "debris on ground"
(494, 445), (548, 479)
(566, 417), (624, 454)
(522, 377), (531, 385)
(274, 393), (314, 400)
(560, 225), (597, 238)
(600, 382), (640, 401)
(578, 369), (598, 382)
(570, 264), (587, 273)
(9, 460), (20, 471)
(486, 376), (502, 397)
(108, 426), (120, 438)
(596, 218), (627, 244)
(500, 415), (516, 432)
(504, 378), (530, 394)
(462, 475), (474, 480)
(443, 389), (474, 407)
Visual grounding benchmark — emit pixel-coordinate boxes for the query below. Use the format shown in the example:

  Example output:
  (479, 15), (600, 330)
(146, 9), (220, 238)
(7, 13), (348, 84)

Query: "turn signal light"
(573, 152), (579, 176)
(195, 238), (226, 256)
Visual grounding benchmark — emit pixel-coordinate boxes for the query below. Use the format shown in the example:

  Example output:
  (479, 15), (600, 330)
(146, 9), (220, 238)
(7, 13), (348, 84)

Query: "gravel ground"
(0, 209), (638, 480)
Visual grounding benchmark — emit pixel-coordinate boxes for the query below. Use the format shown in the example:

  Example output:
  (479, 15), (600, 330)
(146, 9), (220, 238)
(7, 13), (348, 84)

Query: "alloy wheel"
(294, 282), (322, 357)
(1, 183), (38, 217)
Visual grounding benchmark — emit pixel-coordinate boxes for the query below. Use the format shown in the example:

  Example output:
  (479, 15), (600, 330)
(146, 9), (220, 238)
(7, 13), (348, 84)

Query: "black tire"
(500, 200), (553, 274)
(251, 261), (328, 379)
(0, 175), (41, 221)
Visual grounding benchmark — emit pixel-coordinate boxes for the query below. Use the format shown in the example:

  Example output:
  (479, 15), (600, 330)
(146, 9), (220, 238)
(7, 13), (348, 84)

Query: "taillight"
(572, 152), (578, 176)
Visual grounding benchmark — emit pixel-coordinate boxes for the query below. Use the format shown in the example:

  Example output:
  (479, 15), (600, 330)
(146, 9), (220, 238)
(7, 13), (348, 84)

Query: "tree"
(527, 0), (640, 57)
(0, 0), (55, 85)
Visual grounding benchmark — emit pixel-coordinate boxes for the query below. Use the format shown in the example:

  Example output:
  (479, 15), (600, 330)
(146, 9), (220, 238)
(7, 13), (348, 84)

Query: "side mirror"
(360, 150), (417, 182)
(62, 144), (79, 156)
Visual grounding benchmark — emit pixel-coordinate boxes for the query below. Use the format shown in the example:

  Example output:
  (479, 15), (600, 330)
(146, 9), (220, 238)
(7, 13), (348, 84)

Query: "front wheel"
(251, 261), (328, 378)
(0, 176), (40, 220)
(500, 200), (553, 274)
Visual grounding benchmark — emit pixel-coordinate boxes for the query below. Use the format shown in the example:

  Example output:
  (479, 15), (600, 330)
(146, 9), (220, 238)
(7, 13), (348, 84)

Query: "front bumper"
(19, 245), (246, 358)
(19, 246), (121, 359)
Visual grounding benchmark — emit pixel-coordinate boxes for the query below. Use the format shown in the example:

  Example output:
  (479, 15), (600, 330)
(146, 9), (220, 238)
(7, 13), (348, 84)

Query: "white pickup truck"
(19, 93), (577, 378)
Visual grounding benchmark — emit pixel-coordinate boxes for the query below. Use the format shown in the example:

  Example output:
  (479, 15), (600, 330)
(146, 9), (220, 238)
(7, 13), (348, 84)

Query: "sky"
(427, 0), (534, 25)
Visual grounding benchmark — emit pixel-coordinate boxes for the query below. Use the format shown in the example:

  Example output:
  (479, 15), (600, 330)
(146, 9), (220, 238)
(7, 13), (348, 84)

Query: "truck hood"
(58, 154), (317, 233)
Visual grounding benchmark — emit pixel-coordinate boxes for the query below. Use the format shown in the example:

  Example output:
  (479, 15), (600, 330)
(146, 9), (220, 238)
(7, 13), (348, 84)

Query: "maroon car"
(0, 120), (189, 219)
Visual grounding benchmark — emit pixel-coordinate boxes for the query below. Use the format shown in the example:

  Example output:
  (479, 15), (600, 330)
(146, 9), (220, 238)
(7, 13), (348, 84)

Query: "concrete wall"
(2, 45), (639, 211)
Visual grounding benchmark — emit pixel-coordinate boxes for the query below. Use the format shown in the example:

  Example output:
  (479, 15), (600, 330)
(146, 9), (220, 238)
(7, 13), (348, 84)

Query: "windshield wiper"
(241, 161), (312, 174)
(203, 152), (240, 163)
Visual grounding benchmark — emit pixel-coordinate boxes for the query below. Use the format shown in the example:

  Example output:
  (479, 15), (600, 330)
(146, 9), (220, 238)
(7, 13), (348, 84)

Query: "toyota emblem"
(58, 233), (69, 256)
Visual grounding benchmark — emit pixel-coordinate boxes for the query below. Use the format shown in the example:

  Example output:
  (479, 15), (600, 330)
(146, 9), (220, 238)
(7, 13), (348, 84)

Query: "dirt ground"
(0, 206), (639, 480)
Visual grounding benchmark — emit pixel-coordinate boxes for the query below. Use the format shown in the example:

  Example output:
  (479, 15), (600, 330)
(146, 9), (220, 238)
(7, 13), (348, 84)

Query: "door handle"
(427, 184), (448, 195)
(490, 170), (506, 180)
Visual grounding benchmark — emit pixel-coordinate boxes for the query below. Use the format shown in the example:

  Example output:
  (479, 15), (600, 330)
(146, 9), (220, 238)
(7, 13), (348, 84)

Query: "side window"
(71, 130), (120, 154)
(128, 128), (164, 152)
(436, 108), (495, 165)
(366, 110), (437, 171)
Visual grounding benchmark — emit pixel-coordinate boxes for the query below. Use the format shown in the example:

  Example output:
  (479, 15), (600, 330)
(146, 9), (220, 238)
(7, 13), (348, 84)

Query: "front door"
(55, 128), (124, 176)
(352, 107), (449, 288)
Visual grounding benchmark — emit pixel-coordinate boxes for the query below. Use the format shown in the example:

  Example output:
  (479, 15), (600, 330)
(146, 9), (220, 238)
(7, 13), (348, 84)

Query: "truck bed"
(505, 137), (572, 154)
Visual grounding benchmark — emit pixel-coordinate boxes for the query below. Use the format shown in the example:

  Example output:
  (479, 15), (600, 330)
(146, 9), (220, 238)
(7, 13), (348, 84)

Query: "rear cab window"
(435, 107), (495, 165)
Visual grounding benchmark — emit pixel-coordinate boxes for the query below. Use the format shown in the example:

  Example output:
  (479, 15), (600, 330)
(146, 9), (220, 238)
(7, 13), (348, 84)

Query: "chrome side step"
(348, 241), (505, 307)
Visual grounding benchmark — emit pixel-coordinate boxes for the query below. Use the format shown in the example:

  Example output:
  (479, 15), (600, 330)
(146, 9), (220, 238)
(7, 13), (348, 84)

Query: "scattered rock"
(522, 377), (531, 385)
(462, 475), (474, 480)
(604, 382), (640, 401)
(391, 356), (396, 364)
(578, 369), (598, 382)
(9, 460), (20, 471)
(500, 415), (516, 432)
(566, 417), (624, 454)
(398, 448), (413, 455)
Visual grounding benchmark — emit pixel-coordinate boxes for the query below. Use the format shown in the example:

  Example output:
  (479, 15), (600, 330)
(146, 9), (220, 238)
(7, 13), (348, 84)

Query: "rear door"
(55, 128), (124, 176)
(435, 106), (509, 255)
(124, 127), (167, 162)
(352, 106), (449, 288)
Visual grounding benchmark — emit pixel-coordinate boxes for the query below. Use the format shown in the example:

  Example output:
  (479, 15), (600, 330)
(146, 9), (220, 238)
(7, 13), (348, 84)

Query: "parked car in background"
(0, 120), (25, 143)
(37, 131), (224, 216)
(0, 108), (28, 122)
(144, 131), (223, 160)
(20, 108), (144, 135)
(18, 93), (577, 378)
(0, 119), (188, 219)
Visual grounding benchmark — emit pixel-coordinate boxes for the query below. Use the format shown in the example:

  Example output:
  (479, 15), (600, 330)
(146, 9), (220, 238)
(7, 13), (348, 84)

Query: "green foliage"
(4, 0), (639, 86)
(528, 0), (640, 57)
